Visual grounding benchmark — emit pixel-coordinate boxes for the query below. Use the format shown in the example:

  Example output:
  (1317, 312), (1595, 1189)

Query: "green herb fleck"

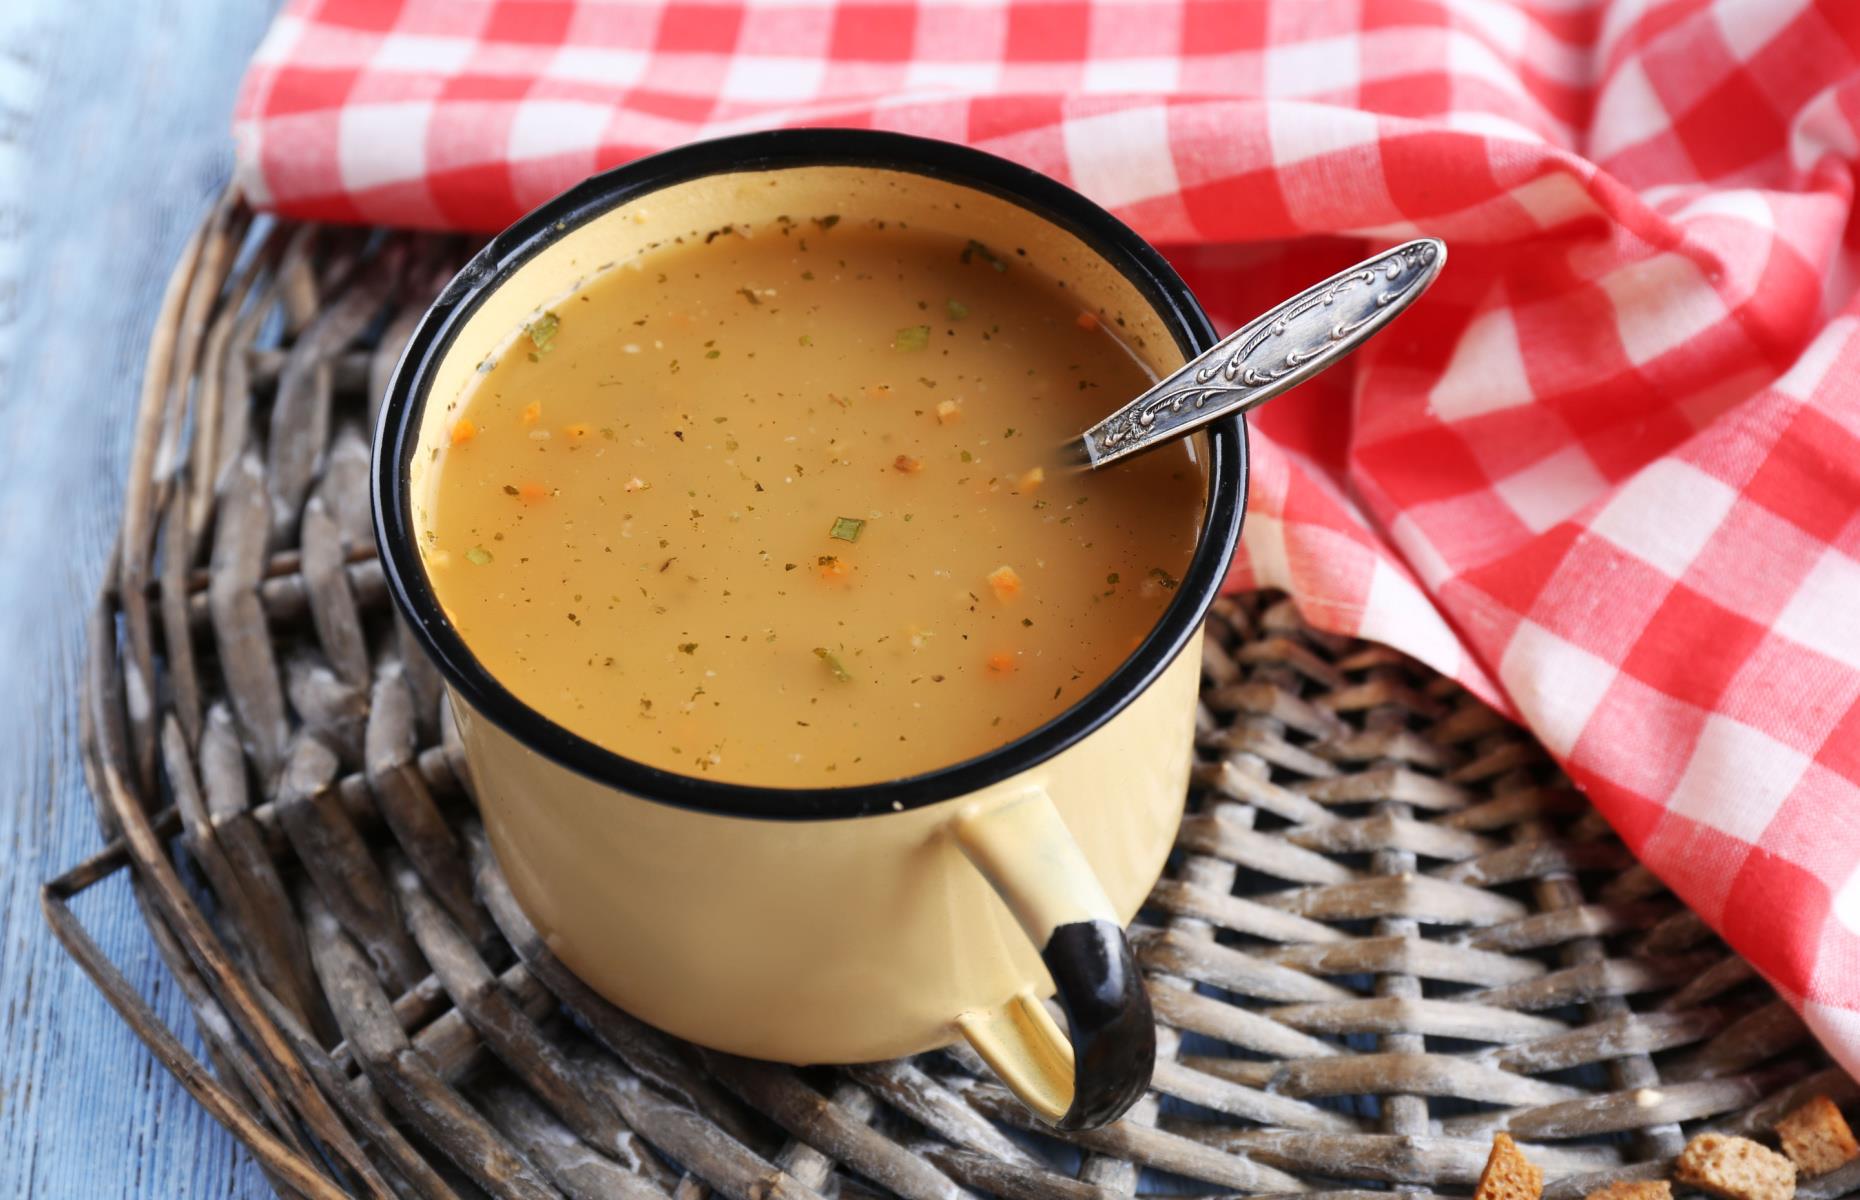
(502, 484), (519, 496)
(799, 334), (814, 347)
(959, 449), (973, 463)
(737, 286), (761, 306)
(678, 642), (699, 655)
(465, 545), (493, 565)
(801, 270), (815, 281)
(814, 214), (841, 230)
(814, 646), (852, 681)
(526, 311), (560, 355)
(705, 349), (721, 359)
(894, 324), (931, 352)
(961, 240), (1007, 272)
(946, 299), (970, 320)
(829, 516), (865, 543)
(1149, 567), (1178, 590)
(1107, 572), (1120, 585)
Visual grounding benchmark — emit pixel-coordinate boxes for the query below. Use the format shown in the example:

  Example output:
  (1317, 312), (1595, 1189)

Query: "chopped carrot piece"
(518, 482), (549, 503)
(894, 454), (923, 474)
(1016, 466), (1044, 492)
(935, 399), (961, 424)
(987, 564), (1022, 602)
(818, 555), (852, 580)
(865, 383), (893, 400)
(1076, 311), (1100, 330)
(986, 652), (1016, 674)
(449, 418), (477, 446)
(563, 422), (591, 440)
(520, 400), (542, 425)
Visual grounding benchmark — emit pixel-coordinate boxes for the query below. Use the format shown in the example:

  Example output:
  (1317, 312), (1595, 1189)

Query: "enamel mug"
(376, 130), (1247, 1131)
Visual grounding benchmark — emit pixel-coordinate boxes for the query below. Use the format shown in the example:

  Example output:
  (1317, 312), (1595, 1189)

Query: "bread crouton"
(1475, 1132), (1544, 1200)
(1776, 1095), (1859, 1176)
(1675, 1133), (1796, 1200)
(1583, 1180), (1672, 1200)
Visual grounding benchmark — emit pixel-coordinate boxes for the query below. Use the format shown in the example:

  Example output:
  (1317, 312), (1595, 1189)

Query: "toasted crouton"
(1583, 1180), (1671, 1200)
(1475, 1132), (1544, 1200)
(1776, 1095), (1859, 1176)
(1675, 1133), (1796, 1200)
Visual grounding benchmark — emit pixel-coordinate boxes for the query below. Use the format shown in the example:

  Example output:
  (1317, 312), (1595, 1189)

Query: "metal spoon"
(1069, 238), (1445, 469)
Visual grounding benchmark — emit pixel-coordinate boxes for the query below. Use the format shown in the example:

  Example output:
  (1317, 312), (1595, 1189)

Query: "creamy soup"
(420, 220), (1203, 787)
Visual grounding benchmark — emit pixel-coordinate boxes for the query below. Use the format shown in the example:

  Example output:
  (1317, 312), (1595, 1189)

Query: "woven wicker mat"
(43, 193), (1860, 1200)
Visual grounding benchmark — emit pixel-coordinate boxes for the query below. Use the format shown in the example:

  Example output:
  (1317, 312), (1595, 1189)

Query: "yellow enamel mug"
(375, 131), (1247, 1131)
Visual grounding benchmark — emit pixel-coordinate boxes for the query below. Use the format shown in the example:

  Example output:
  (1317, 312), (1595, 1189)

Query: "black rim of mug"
(374, 128), (1249, 820)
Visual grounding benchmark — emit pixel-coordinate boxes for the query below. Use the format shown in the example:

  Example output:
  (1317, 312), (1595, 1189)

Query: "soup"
(419, 219), (1203, 787)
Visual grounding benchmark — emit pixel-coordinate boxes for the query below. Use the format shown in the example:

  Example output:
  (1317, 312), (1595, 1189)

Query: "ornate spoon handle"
(1070, 238), (1445, 469)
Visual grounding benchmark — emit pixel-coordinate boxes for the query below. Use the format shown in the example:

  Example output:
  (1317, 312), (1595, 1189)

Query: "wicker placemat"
(42, 191), (1859, 1200)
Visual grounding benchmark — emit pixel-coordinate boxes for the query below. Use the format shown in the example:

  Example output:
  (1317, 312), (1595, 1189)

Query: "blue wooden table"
(0, 2), (284, 1194)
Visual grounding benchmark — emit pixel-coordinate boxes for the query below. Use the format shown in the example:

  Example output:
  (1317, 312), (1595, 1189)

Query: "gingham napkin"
(236, 0), (1860, 1075)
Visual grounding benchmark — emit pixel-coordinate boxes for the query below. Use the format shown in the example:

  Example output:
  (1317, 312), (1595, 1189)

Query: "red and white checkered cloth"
(236, 0), (1860, 1077)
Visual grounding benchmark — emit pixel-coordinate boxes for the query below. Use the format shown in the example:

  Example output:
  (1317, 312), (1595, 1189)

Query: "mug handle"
(950, 787), (1155, 1131)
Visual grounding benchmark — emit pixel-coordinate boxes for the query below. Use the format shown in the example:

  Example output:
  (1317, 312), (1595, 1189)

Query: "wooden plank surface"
(0, 1), (284, 1195)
